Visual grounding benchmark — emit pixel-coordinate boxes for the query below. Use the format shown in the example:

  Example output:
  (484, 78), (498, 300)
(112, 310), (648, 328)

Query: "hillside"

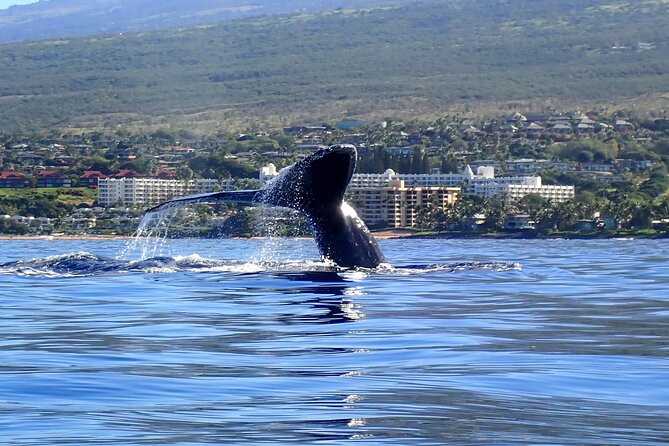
(0, 0), (407, 43)
(1, 0), (669, 134)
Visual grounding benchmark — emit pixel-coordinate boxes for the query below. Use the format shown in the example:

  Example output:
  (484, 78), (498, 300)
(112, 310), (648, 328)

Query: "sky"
(0, 0), (39, 10)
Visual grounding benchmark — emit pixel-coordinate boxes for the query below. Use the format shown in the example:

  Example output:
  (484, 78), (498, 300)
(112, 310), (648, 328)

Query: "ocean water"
(0, 236), (668, 445)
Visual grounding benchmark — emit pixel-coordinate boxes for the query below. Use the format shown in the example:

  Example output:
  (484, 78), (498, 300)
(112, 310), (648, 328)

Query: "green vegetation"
(554, 140), (619, 163)
(412, 169), (669, 234)
(0, 188), (97, 217)
(2, 0), (669, 133)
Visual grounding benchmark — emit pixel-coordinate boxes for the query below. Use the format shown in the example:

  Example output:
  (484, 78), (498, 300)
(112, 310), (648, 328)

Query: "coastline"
(371, 230), (669, 240)
(0, 234), (133, 240)
(2, 229), (668, 241)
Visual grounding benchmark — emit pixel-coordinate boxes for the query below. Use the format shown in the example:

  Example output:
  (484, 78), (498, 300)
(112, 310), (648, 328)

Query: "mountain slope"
(0, 0), (408, 43)
(1, 0), (669, 133)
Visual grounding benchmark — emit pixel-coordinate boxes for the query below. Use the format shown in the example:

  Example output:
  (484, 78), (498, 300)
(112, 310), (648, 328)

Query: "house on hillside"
(45, 156), (76, 167)
(106, 142), (136, 160)
(36, 170), (72, 188)
(616, 159), (653, 172)
(550, 123), (573, 136)
(615, 119), (635, 132)
(154, 169), (177, 180)
(576, 123), (596, 135)
(0, 171), (30, 188)
(17, 152), (44, 165)
(93, 140), (117, 150)
(582, 163), (614, 172)
(283, 125), (329, 136)
(80, 170), (108, 188)
(499, 124), (519, 137)
(384, 146), (414, 156)
(525, 122), (545, 138)
(111, 169), (144, 179)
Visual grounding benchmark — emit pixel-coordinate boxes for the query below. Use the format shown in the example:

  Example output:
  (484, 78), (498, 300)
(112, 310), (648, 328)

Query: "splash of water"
(118, 167), (308, 262)
(118, 203), (181, 260)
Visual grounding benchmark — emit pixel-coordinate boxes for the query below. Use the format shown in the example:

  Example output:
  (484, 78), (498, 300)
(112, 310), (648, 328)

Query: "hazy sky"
(0, 0), (38, 10)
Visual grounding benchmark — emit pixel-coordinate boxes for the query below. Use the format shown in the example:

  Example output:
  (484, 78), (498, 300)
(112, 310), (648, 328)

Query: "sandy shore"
(2, 230), (664, 241)
(0, 230), (416, 241)
(370, 229), (419, 239)
(0, 234), (132, 240)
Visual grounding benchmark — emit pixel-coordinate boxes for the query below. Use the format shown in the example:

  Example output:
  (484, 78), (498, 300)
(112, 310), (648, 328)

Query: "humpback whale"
(146, 145), (386, 268)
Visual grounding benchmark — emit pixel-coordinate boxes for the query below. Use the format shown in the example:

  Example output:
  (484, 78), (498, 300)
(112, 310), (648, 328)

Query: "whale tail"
(145, 189), (259, 214)
(144, 145), (385, 268)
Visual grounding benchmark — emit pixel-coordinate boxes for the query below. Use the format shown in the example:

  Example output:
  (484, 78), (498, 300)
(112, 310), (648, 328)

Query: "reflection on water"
(0, 238), (668, 445)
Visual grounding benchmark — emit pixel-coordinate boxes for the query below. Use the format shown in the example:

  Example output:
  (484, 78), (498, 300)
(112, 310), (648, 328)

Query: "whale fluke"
(144, 145), (385, 268)
(145, 190), (259, 214)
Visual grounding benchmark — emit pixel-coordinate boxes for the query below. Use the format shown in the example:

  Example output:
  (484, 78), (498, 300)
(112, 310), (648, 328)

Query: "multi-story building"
(259, 162), (574, 226)
(466, 176), (574, 202)
(347, 180), (460, 228)
(97, 178), (224, 206)
(347, 166), (573, 202)
(505, 159), (573, 174)
(349, 166), (482, 188)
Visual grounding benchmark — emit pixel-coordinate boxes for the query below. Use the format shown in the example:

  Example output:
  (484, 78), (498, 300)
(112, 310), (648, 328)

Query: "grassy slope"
(1, 0), (669, 133)
(0, 188), (97, 205)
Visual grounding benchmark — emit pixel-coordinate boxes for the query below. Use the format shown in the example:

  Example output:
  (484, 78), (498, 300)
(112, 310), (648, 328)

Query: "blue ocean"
(1, 236), (668, 445)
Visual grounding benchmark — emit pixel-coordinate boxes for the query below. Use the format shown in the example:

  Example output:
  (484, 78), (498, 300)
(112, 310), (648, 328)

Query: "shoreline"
(1, 230), (668, 241)
(374, 231), (669, 240)
(0, 234), (133, 240)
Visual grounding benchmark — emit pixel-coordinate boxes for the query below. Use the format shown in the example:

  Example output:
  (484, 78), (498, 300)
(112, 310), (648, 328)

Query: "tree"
(0, 219), (30, 235)
(220, 208), (256, 237)
(516, 193), (549, 221)
(440, 154), (459, 174)
(553, 201), (579, 231)
(482, 195), (509, 231)
(176, 166), (194, 180)
(556, 139), (618, 162)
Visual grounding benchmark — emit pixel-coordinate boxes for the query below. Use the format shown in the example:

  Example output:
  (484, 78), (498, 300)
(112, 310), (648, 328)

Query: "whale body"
(146, 145), (386, 268)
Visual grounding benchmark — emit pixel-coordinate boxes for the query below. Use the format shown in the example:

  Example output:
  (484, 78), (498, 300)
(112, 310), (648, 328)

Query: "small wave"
(0, 252), (338, 278)
(0, 252), (521, 279)
(385, 261), (522, 275)
(0, 252), (178, 277)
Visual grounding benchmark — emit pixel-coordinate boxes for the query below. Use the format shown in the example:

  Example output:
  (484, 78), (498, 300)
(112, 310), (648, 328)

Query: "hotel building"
(259, 163), (574, 228)
(349, 166), (574, 203)
(347, 180), (460, 228)
(97, 178), (226, 206)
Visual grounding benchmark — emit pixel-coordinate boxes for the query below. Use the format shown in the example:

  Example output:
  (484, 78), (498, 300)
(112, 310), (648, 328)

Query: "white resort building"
(348, 166), (574, 203)
(97, 178), (226, 206)
(257, 163), (574, 228)
(350, 167), (479, 188)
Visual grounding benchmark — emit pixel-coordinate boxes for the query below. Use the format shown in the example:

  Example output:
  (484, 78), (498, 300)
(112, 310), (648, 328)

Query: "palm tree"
(482, 195), (509, 231)
(653, 196), (669, 220)
(552, 200), (579, 231)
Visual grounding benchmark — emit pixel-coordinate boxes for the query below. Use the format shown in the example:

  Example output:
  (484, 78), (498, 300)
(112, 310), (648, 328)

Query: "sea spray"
(251, 205), (305, 264)
(118, 203), (181, 260)
(250, 163), (312, 263)
(116, 160), (312, 263)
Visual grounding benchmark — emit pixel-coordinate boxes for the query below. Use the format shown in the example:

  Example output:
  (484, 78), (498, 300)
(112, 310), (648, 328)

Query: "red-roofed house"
(36, 170), (72, 188)
(154, 169), (177, 179)
(111, 169), (144, 179)
(80, 170), (108, 188)
(0, 171), (30, 188)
